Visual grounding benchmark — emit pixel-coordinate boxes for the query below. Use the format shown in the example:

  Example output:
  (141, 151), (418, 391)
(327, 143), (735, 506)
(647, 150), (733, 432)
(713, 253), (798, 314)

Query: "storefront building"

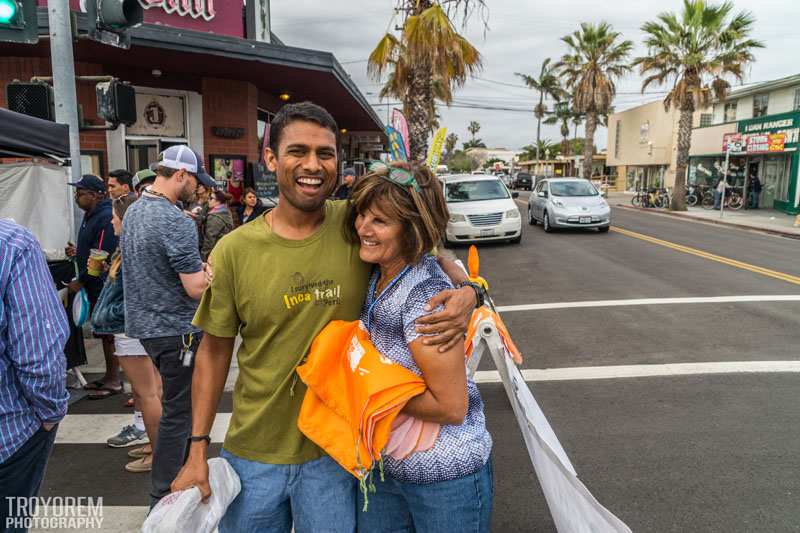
(0, 0), (385, 195)
(607, 99), (708, 192)
(689, 111), (800, 214)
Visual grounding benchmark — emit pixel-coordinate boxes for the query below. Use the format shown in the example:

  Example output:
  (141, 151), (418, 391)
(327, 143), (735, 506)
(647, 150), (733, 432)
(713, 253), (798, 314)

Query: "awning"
(2, 11), (385, 134)
(0, 108), (70, 159)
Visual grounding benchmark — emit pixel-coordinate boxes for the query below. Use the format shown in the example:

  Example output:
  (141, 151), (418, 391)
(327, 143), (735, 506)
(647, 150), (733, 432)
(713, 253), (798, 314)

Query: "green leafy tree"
(483, 157), (505, 170)
(447, 150), (479, 172)
(516, 58), (564, 161)
(634, 0), (763, 210)
(557, 22), (633, 180)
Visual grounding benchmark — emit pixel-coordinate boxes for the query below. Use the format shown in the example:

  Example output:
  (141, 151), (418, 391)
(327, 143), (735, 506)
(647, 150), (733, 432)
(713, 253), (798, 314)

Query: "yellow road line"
(610, 226), (800, 286)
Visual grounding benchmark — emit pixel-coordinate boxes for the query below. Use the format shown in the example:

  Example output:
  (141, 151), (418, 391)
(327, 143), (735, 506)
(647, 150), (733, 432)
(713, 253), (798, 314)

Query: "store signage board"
(722, 133), (744, 153)
(737, 111), (800, 148)
(126, 93), (186, 137)
(63, 0), (244, 37)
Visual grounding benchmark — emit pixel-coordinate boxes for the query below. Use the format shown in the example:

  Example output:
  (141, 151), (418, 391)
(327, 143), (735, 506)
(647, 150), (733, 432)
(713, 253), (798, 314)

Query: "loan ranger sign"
(738, 110), (800, 148)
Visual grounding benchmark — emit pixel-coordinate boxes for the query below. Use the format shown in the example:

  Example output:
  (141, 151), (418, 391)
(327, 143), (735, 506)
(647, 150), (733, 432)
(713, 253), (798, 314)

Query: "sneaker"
(125, 455), (152, 473)
(128, 445), (152, 459)
(107, 425), (149, 448)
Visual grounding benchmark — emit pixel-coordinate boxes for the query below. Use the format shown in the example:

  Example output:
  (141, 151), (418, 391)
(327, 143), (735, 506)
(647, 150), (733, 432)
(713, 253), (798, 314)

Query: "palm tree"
(369, 2), (483, 160)
(544, 101), (573, 156)
(444, 132), (459, 159)
(463, 138), (487, 150)
(536, 138), (560, 158)
(635, 0), (763, 210)
(557, 22), (633, 181)
(516, 58), (564, 161)
(467, 121), (481, 142)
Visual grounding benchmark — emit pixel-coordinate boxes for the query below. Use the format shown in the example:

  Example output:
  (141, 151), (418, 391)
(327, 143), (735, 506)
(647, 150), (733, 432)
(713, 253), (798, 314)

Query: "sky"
(270, 0), (800, 153)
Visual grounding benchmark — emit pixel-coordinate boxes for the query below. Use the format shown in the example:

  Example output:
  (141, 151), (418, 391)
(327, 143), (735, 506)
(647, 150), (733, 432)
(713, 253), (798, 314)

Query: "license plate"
(579, 217), (591, 224)
(480, 229), (495, 237)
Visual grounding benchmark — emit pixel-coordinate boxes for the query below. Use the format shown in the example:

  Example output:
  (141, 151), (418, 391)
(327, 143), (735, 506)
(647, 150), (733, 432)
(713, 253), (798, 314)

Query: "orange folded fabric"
(296, 320), (435, 481)
(465, 307), (523, 365)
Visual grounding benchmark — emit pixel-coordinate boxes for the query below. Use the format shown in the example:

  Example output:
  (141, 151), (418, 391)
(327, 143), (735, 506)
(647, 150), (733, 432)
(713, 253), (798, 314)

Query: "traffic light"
(86, 0), (143, 49)
(96, 80), (137, 126)
(6, 81), (55, 121)
(0, 0), (38, 44)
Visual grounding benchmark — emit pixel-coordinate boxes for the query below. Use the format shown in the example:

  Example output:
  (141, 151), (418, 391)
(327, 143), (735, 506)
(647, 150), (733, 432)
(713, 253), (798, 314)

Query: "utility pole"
(47, 0), (80, 235)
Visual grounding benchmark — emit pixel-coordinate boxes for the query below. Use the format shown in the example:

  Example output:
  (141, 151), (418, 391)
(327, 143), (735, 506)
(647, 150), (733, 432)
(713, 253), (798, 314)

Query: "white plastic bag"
(141, 457), (241, 533)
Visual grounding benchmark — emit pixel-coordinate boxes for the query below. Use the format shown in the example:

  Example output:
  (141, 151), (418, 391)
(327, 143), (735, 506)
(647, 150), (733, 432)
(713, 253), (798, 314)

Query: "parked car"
(513, 172), (532, 190)
(527, 177), (610, 233)
(442, 174), (522, 244)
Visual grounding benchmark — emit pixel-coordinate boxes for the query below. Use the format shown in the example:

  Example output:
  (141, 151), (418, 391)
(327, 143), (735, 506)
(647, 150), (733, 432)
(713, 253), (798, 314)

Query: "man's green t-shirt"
(193, 200), (371, 464)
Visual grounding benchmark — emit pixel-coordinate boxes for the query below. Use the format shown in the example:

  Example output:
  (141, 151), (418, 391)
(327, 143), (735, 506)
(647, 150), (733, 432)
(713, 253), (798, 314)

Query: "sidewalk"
(608, 192), (800, 238)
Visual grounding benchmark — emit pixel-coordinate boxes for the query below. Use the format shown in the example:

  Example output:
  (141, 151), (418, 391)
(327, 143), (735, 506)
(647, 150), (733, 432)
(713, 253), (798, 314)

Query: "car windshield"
(549, 181), (598, 197)
(445, 180), (510, 203)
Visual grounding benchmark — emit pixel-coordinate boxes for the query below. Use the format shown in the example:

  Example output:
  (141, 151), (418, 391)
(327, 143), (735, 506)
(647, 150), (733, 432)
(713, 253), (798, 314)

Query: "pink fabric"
(385, 413), (440, 460)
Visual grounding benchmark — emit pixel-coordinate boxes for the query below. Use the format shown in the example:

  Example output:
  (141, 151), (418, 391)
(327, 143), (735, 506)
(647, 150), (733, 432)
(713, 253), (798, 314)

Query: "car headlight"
(504, 209), (520, 219)
(553, 199), (566, 208)
(449, 213), (466, 223)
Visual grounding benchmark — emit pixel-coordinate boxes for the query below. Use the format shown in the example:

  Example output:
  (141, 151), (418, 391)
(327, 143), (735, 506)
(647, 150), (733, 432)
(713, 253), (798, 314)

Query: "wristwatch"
(459, 281), (486, 309)
(188, 435), (211, 445)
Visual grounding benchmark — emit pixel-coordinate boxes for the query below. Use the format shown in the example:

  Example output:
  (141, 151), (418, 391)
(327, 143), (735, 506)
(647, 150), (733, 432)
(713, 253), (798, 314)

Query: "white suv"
(441, 174), (522, 245)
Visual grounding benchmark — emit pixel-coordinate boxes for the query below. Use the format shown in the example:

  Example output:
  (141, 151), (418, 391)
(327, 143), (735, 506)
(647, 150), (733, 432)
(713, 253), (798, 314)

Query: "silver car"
(527, 178), (611, 233)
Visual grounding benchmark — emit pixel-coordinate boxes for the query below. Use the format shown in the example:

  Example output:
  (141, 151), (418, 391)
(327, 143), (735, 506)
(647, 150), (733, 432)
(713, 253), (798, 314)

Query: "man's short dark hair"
(269, 101), (338, 155)
(109, 169), (134, 189)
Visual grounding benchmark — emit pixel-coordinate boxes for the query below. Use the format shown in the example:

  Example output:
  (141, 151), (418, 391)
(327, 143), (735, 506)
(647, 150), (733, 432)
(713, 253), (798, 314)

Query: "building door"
(761, 155), (790, 209)
(127, 141), (158, 174)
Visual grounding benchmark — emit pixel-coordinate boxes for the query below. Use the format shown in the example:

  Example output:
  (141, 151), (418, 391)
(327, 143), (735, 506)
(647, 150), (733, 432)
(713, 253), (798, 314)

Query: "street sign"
(0, 0), (37, 44)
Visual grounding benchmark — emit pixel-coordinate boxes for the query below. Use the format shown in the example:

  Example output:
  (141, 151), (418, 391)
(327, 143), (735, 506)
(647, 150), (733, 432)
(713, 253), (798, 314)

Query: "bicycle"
(631, 189), (648, 207)
(701, 186), (744, 210)
(653, 188), (671, 208)
(686, 185), (706, 207)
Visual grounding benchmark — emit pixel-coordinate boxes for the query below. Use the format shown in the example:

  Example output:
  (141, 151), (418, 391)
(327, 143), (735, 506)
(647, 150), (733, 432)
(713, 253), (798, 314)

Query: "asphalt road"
(451, 192), (800, 531)
(39, 196), (800, 532)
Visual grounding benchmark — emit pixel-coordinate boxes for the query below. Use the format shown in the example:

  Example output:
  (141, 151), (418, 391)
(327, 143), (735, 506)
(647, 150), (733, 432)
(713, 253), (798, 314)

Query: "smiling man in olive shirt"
(172, 102), (476, 532)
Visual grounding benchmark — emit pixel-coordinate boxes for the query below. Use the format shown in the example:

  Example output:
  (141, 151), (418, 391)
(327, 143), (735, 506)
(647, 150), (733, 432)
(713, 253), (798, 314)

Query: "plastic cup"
(87, 249), (109, 277)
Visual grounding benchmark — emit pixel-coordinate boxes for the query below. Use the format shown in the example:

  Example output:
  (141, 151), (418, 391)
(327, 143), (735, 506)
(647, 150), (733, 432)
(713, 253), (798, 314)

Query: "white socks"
(133, 410), (145, 432)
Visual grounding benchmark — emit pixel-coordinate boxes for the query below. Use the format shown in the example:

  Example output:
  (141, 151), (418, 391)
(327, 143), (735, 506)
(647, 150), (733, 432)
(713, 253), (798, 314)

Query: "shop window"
(699, 114), (713, 127)
(794, 88), (800, 111)
(724, 102), (737, 122)
(752, 94), (769, 118)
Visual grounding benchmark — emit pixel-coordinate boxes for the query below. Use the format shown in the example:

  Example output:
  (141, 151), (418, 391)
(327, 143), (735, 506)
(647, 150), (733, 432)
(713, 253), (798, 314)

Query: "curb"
(615, 204), (800, 240)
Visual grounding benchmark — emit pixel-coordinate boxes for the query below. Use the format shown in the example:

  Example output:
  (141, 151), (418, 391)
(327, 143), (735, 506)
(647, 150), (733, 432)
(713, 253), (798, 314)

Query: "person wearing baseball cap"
(119, 144), (215, 507)
(132, 169), (156, 196)
(64, 174), (121, 398)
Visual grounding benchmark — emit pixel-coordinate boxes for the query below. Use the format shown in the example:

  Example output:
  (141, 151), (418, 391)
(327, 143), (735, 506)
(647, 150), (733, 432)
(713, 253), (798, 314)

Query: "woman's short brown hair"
(344, 161), (449, 265)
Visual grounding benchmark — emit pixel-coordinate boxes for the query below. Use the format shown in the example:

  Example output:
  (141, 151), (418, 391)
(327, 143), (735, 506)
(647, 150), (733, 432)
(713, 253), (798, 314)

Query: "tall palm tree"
(467, 121), (481, 142)
(635, 0), (763, 210)
(444, 132), (459, 159)
(557, 22), (633, 180)
(516, 58), (564, 161)
(544, 101), (573, 156)
(369, 2), (483, 160)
